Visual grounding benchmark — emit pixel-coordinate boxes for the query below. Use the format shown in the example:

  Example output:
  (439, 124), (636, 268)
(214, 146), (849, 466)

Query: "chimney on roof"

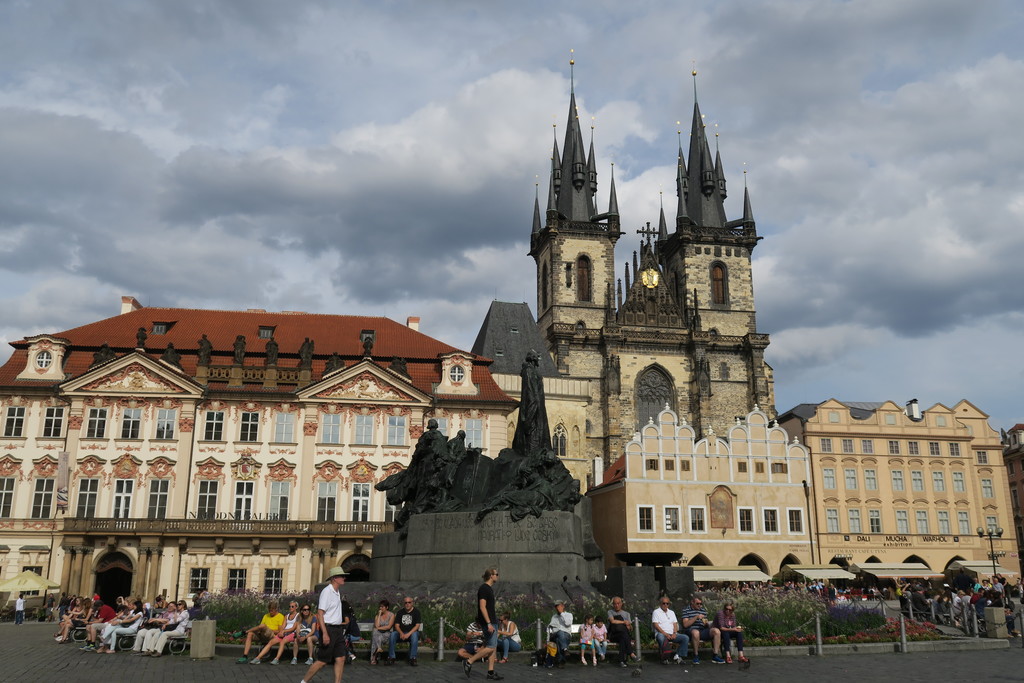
(120, 296), (143, 314)
(906, 399), (921, 420)
(407, 316), (421, 331)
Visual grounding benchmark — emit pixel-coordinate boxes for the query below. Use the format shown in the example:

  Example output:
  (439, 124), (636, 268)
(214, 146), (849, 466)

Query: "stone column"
(310, 548), (322, 588)
(59, 546), (74, 592)
(146, 549), (162, 600)
(133, 547), (149, 599)
(77, 547), (94, 597)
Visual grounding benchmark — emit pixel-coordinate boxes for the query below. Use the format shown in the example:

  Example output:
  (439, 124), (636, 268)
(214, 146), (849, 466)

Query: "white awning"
(692, 566), (772, 582)
(783, 564), (856, 580)
(851, 562), (943, 579)
(947, 561), (1018, 576)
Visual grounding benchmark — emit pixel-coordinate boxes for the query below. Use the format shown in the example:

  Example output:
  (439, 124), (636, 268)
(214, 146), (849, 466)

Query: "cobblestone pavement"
(7, 622), (1024, 683)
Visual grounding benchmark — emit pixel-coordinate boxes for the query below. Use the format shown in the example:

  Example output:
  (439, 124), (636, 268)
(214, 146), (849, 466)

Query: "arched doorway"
(738, 553), (768, 574)
(342, 553), (371, 582)
(94, 551), (133, 606)
(779, 554), (801, 573)
(687, 553), (712, 566)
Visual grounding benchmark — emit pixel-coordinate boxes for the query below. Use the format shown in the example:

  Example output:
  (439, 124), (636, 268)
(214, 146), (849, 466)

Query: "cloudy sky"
(1, 0), (1022, 430)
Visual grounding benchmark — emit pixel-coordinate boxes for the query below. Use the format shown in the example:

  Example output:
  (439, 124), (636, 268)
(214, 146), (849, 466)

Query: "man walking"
(464, 567), (503, 680)
(300, 566), (348, 683)
(14, 593), (25, 625)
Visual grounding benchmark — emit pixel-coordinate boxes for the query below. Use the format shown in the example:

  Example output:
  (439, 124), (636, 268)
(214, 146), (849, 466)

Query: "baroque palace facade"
(0, 297), (513, 601)
(778, 399), (1017, 579)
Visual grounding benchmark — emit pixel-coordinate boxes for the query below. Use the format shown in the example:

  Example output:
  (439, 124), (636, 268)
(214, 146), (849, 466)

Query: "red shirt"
(96, 604), (116, 622)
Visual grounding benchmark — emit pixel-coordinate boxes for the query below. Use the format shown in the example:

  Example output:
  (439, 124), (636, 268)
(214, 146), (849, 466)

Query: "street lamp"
(976, 525), (1004, 577)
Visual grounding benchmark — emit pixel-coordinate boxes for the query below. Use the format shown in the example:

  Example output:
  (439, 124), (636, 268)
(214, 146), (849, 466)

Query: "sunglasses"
(301, 608), (311, 612)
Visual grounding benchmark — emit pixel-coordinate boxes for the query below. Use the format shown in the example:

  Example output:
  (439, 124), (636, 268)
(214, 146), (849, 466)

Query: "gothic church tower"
(530, 68), (775, 466)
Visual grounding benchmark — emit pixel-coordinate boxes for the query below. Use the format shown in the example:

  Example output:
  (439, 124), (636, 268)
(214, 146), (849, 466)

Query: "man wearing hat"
(547, 600), (573, 668)
(300, 566), (348, 683)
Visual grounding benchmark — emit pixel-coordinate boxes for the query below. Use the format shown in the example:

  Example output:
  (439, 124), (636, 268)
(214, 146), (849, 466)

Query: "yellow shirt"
(261, 612), (285, 632)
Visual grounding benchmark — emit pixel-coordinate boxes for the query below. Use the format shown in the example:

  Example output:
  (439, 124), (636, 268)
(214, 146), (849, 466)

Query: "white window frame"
(912, 469), (926, 492)
(825, 508), (840, 533)
(664, 505), (681, 533)
(3, 407), (25, 438)
(638, 505), (655, 533)
(932, 471), (945, 492)
(155, 408), (176, 440)
(204, 411), (225, 441)
(949, 442), (961, 457)
(689, 506), (707, 533)
(196, 480), (218, 519)
(76, 478), (99, 518)
(465, 418), (484, 448)
(120, 407), (142, 439)
(269, 481), (290, 520)
(386, 416), (407, 446)
(0, 477), (15, 518)
(274, 412), (295, 443)
(354, 414), (374, 445)
(957, 511), (971, 535)
(822, 468), (836, 489)
(321, 413), (341, 444)
(351, 482), (370, 522)
(868, 509), (882, 533)
(952, 471), (966, 492)
(844, 468), (858, 490)
(228, 568), (247, 591)
(738, 506), (755, 534)
(86, 408), (107, 439)
(861, 439), (874, 454)
(841, 438), (854, 453)
(317, 481), (337, 522)
(937, 510), (951, 534)
(981, 479), (994, 498)
(787, 507), (803, 534)
(762, 507), (780, 534)
(915, 510), (930, 534)
(234, 481), (254, 519)
(895, 510), (909, 534)
(31, 479), (54, 519)
(907, 441), (920, 455)
(148, 479), (169, 519)
(864, 469), (878, 490)
(892, 470), (905, 491)
(112, 479), (133, 518)
(239, 411), (260, 442)
(819, 438), (833, 453)
(42, 407), (64, 438)
(848, 508), (862, 533)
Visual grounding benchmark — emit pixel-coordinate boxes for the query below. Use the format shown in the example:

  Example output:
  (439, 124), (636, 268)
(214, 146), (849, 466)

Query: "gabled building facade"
(0, 298), (513, 601)
(587, 406), (812, 574)
(778, 399), (1016, 578)
(527, 72), (775, 467)
(1001, 423), (1024, 574)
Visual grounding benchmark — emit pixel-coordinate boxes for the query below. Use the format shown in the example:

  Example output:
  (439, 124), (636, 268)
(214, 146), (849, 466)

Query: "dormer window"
(152, 322), (172, 335)
(35, 351), (53, 369)
(449, 366), (465, 383)
(360, 330), (376, 344)
(258, 326), (275, 339)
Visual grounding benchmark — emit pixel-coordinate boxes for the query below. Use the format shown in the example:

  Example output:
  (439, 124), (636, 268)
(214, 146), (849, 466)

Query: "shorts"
(281, 633), (296, 643)
(690, 625), (713, 641)
(317, 624), (348, 664)
(483, 623), (498, 649)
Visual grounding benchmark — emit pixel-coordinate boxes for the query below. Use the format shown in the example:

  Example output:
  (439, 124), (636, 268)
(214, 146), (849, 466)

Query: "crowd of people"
(50, 593), (191, 656)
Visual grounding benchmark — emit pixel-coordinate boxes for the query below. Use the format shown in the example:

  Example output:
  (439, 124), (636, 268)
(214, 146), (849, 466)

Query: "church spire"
(658, 193), (669, 241)
(532, 182), (542, 235)
(554, 53), (598, 222)
(742, 170), (755, 225)
(608, 163), (619, 216)
(675, 126), (689, 226)
(685, 69), (726, 228)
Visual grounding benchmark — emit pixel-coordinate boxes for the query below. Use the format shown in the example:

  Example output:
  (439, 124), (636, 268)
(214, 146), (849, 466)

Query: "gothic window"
(576, 255), (592, 302)
(552, 425), (567, 457)
(635, 366), (675, 430)
(541, 262), (549, 310)
(719, 362), (730, 380)
(711, 262), (728, 305)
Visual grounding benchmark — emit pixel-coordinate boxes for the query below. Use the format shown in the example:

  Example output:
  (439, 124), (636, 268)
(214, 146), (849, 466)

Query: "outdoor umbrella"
(0, 570), (60, 595)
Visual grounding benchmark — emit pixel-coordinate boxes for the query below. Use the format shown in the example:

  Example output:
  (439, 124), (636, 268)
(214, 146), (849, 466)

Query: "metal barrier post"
(436, 617), (444, 661)
(972, 609), (979, 638)
(536, 618), (543, 651)
(899, 615), (907, 653)
(634, 616), (642, 660)
(814, 614), (823, 656)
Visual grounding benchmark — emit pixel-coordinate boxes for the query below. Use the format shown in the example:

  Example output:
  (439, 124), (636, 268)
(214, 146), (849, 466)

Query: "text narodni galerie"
(433, 515), (561, 544)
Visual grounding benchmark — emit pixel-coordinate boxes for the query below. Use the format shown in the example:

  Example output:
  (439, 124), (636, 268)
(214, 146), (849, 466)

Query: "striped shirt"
(678, 604), (708, 628)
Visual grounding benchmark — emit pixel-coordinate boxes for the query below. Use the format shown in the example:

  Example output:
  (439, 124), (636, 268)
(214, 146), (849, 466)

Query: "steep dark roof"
(778, 401), (888, 423)
(471, 301), (558, 377)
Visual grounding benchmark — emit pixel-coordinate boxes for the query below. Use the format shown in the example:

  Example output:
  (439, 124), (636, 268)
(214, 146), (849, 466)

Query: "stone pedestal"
(190, 619), (216, 660)
(984, 606), (1008, 638)
(372, 510), (601, 583)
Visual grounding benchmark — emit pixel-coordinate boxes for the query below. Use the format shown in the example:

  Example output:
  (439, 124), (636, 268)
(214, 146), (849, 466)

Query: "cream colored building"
(587, 406), (813, 575)
(0, 299), (514, 602)
(778, 399), (1016, 578)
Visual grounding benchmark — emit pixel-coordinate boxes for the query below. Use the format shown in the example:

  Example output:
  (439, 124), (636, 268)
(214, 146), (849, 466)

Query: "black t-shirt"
(477, 583), (496, 627)
(396, 607), (421, 634)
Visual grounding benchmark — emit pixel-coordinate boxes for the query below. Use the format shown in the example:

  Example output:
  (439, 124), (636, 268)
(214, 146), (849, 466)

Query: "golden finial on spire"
(743, 162), (748, 188)
(570, 48), (575, 66)
(692, 61), (699, 100)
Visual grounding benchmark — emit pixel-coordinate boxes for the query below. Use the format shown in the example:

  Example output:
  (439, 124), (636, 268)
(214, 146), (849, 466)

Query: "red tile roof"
(1, 307), (514, 405)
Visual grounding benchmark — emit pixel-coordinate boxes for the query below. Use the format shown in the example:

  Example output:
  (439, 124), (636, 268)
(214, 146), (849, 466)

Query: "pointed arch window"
(552, 425), (567, 457)
(541, 262), (549, 310)
(635, 366), (675, 430)
(711, 262), (729, 306)
(576, 255), (592, 302)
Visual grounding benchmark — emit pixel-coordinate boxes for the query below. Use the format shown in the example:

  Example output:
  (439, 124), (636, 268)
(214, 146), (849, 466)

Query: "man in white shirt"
(651, 597), (689, 663)
(547, 600), (573, 668)
(300, 566), (348, 683)
(14, 594), (25, 625)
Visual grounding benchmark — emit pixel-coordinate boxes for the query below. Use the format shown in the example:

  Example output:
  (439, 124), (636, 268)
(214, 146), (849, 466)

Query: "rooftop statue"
(376, 350), (580, 534)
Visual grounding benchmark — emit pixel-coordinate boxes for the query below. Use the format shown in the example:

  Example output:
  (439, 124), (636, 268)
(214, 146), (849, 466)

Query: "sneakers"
(487, 672), (505, 681)
(712, 655), (726, 664)
(410, 658), (418, 667)
(305, 657), (314, 665)
(464, 659), (472, 677)
(270, 659), (279, 665)
(236, 656), (248, 664)
(618, 661), (628, 668)
(250, 658), (262, 665)
(80, 644), (95, 651)
(291, 657), (298, 664)
(581, 658), (588, 665)
(673, 654), (681, 663)
(692, 656), (701, 665)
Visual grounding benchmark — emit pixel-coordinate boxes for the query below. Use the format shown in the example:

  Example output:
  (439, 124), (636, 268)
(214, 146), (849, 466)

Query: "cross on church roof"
(636, 221), (657, 244)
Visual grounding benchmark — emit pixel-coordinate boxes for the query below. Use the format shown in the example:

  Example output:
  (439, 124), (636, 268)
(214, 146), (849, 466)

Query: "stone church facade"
(529, 77), (775, 467)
